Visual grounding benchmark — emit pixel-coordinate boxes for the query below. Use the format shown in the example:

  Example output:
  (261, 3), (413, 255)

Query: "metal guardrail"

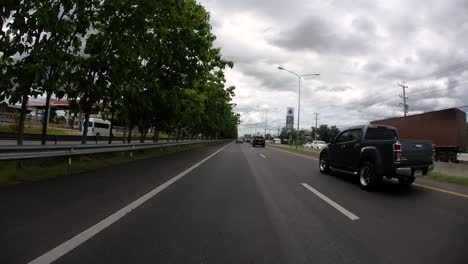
(0, 140), (224, 161)
(0, 131), (203, 144)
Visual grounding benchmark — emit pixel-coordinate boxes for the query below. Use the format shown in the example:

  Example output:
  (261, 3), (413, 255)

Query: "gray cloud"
(200, 0), (468, 135)
(269, 16), (376, 55)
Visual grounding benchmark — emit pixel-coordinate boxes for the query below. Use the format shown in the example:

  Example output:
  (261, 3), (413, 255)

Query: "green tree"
(316, 125), (341, 143)
(2, 0), (239, 145)
(1, 1), (48, 145)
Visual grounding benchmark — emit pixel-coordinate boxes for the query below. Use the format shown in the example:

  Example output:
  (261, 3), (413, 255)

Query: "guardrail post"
(95, 135), (99, 144)
(67, 148), (74, 176)
(54, 135), (57, 145)
(130, 145), (135, 159)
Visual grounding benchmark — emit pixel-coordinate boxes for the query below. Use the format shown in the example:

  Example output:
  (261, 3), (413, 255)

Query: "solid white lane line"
(301, 183), (360, 221)
(28, 143), (232, 264)
(260, 154), (267, 159)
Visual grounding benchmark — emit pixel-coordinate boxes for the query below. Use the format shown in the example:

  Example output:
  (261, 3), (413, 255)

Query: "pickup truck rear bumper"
(395, 164), (434, 177)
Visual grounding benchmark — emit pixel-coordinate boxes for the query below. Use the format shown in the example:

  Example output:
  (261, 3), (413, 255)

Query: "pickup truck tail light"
(393, 142), (401, 163)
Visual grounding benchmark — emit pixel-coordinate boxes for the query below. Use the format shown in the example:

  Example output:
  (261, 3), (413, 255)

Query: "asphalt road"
(1, 142), (468, 264)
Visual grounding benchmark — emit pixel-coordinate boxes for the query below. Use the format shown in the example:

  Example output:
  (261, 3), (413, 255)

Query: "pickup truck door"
(328, 130), (350, 169)
(341, 129), (363, 171)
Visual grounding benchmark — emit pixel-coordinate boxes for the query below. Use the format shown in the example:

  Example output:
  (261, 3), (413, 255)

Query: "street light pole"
(257, 106), (278, 139)
(278, 67), (320, 148)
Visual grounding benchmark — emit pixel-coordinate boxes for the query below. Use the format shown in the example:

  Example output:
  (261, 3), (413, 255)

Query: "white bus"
(81, 118), (111, 137)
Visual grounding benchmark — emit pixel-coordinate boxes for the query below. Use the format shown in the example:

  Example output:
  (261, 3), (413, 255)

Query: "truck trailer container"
(371, 108), (466, 162)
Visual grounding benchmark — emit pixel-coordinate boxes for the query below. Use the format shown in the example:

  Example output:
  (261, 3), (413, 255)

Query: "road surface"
(1, 142), (467, 263)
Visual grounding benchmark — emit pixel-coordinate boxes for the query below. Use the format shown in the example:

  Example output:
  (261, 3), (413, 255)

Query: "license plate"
(414, 170), (423, 177)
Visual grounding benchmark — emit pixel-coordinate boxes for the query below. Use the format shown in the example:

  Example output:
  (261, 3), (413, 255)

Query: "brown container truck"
(371, 108), (466, 162)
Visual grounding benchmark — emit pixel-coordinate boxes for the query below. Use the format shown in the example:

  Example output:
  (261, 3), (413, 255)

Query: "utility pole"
(314, 113), (319, 140)
(398, 83), (409, 116)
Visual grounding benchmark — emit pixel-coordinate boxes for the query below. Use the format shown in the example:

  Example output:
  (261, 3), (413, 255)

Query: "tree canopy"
(0, 0), (238, 144)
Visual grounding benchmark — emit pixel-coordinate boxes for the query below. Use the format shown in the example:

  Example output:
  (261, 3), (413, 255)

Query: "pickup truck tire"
(359, 161), (381, 191)
(398, 176), (415, 186)
(319, 154), (330, 174)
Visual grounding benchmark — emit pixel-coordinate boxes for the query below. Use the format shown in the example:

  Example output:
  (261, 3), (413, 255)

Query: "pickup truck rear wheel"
(319, 154), (330, 174)
(359, 161), (381, 191)
(398, 177), (415, 186)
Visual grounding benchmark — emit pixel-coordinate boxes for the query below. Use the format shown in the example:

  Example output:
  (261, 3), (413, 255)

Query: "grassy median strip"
(0, 125), (76, 136)
(267, 144), (320, 158)
(427, 172), (468, 186)
(0, 143), (210, 186)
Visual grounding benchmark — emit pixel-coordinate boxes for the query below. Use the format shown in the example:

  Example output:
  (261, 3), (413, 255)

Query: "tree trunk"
(81, 111), (90, 144)
(41, 91), (52, 145)
(155, 130), (159, 142)
(17, 95), (29, 146)
(81, 100), (92, 144)
(139, 128), (144, 143)
(127, 125), (132, 143)
(108, 107), (115, 144)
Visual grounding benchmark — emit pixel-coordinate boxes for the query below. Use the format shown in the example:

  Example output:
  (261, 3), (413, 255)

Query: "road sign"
(286, 107), (294, 130)
(286, 107), (294, 117)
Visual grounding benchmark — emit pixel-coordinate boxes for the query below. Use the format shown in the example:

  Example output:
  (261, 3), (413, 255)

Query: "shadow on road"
(327, 171), (425, 197)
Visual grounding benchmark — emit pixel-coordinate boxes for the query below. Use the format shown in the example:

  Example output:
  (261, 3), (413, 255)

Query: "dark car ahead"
(319, 125), (433, 190)
(251, 136), (265, 148)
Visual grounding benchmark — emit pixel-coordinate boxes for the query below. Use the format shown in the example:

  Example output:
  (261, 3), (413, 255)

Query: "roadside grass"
(0, 125), (75, 136)
(0, 143), (209, 186)
(268, 143), (320, 158)
(1, 124), (179, 139)
(427, 172), (468, 186)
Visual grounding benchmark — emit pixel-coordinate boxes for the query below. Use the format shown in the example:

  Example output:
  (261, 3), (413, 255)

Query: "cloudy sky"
(199, 0), (468, 136)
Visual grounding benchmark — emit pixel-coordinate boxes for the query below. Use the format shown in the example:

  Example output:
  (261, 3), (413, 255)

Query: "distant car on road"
(311, 140), (327, 150)
(319, 125), (434, 190)
(273, 138), (281, 144)
(251, 136), (265, 148)
(304, 140), (327, 149)
(236, 138), (243, 143)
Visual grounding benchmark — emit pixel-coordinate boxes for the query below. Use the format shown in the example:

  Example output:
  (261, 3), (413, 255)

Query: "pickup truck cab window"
(349, 129), (363, 142)
(335, 131), (351, 143)
(365, 127), (398, 140)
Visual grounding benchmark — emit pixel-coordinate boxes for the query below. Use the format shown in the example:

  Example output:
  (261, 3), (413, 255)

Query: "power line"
(410, 60), (468, 83)
(408, 79), (468, 97)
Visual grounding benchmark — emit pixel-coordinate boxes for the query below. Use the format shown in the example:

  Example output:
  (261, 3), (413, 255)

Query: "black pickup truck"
(251, 136), (266, 148)
(319, 125), (434, 190)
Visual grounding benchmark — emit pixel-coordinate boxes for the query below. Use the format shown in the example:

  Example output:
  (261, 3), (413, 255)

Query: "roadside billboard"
(286, 107), (294, 130)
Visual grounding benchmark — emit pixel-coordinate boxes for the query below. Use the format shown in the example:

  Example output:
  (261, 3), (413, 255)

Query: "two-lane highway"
(2, 142), (468, 263)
